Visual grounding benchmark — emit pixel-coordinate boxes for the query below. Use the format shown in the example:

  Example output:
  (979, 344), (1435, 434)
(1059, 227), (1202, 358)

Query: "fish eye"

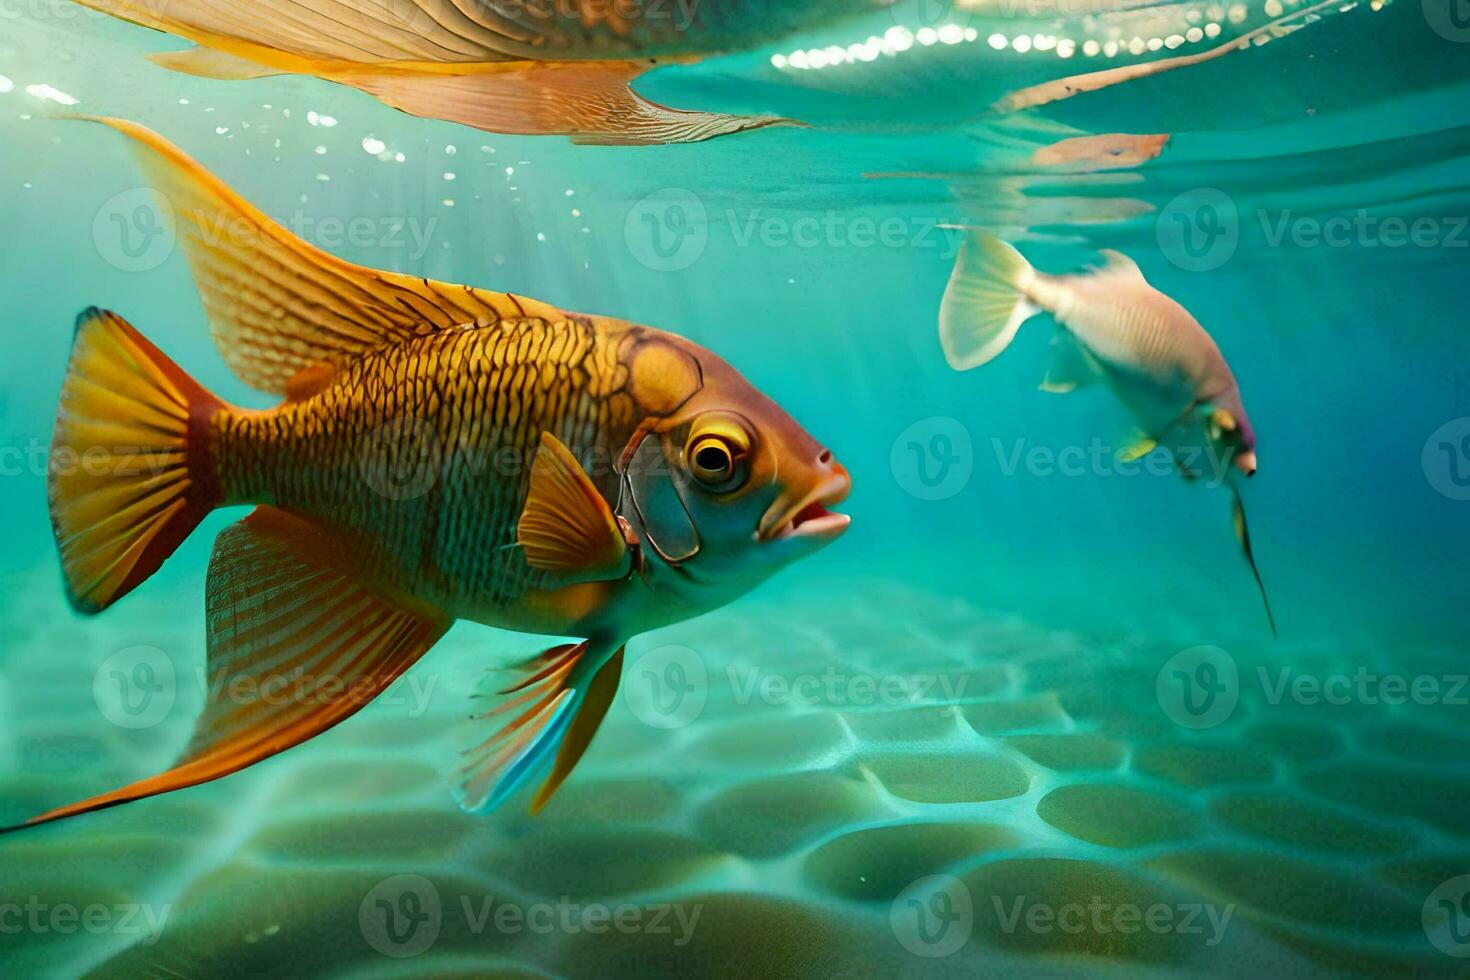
(690, 438), (734, 482)
(684, 415), (752, 490)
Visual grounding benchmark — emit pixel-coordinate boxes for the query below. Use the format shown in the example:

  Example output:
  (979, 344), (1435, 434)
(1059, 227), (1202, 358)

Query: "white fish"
(940, 233), (1275, 635)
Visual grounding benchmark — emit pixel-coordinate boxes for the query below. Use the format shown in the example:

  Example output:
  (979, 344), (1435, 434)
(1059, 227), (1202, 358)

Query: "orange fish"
(4, 117), (850, 832)
(70, 0), (872, 144)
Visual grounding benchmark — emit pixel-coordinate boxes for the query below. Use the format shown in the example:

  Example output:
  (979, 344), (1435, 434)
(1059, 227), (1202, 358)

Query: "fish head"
(618, 341), (850, 593)
(1208, 406), (1257, 477)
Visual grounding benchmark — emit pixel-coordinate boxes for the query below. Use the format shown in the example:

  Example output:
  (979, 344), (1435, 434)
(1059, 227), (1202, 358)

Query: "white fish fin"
(939, 232), (1042, 371)
(66, 116), (563, 394)
(993, 0), (1347, 112)
(1039, 334), (1102, 394)
(1091, 249), (1148, 284)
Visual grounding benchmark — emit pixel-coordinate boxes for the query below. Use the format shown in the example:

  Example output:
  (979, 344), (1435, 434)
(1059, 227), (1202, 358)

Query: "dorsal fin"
(75, 116), (563, 394)
(1093, 248), (1147, 283)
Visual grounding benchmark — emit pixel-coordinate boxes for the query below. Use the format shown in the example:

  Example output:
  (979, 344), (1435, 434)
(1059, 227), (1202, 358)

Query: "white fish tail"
(939, 232), (1042, 371)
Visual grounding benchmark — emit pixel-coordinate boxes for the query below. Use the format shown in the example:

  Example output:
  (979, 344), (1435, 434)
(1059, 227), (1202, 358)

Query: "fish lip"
(757, 473), (852, 543)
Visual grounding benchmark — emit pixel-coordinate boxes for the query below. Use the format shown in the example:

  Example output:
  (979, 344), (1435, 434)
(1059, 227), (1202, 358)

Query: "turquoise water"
(3, 2), (1470, 976)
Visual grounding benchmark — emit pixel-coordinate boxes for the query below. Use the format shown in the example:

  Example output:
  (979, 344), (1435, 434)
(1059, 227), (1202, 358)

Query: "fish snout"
(758, 449), (852, 543)
(1234, 450), (1257, 477)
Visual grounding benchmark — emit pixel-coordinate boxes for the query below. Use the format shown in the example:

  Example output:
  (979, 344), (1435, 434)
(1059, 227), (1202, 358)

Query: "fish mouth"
(759, 473), (852, 543)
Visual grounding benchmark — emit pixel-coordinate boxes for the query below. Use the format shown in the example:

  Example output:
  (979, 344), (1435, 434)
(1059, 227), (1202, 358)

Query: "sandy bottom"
(1, 562), (1466, 978)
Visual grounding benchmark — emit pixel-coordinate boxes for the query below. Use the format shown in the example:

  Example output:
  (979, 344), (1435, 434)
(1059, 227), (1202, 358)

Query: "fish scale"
(211, 318), (648, 614)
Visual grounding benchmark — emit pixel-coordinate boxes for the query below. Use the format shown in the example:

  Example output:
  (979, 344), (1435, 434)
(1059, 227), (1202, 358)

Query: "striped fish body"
(212, 316), (683, 633)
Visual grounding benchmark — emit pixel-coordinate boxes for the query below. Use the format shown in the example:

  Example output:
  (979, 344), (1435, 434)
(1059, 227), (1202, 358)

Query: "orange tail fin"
(49, 308), (223, 614)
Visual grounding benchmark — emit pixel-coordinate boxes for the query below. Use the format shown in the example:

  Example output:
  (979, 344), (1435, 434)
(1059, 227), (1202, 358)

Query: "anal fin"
(4, 507), (450, 832)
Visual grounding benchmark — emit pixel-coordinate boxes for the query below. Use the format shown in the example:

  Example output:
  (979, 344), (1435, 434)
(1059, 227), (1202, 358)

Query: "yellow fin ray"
(517, 432), (628, 579)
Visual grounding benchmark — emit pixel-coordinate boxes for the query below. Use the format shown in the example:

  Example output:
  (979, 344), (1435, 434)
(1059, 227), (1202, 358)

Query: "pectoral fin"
(517, 432), (629, 581)
(1209, 407), (1237, 441)
(1039, 334), (1100, 394)
(3, 507), (450, 833)
(456, 639), (624, 814)
(1118, 435), (1158, 463)
(1230, 485), (1278, 638)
